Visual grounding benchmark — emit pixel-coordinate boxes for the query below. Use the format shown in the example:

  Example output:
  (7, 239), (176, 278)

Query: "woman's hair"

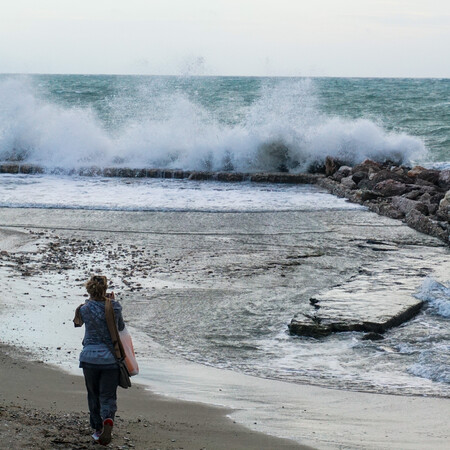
(86, 275), (108, 301)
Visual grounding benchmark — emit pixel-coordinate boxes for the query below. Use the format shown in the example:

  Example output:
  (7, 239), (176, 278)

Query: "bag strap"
(105, 298), (125, 360)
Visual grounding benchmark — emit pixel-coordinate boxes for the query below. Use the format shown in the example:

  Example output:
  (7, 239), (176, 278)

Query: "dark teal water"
(0, 75), (448, 170)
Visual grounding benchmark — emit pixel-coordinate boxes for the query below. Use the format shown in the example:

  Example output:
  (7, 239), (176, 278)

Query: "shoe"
(98, 418), (114, 446)
(92, 430), (102, 442)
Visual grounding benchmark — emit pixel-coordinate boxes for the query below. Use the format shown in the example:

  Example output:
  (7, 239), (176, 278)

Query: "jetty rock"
(439, 191), (450, 215)
(318, 158), (450, 245)
(372, 179), (410, 197)
(438, 170), (450, 189)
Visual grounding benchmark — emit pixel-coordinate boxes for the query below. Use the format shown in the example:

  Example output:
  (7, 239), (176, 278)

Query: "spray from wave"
(0, 77), (427, 172)
(408, 278), (450, 384)
(415, 278), (450, 319)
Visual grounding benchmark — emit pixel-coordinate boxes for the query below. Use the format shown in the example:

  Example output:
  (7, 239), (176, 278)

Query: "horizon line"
(1, 72), (449, 80)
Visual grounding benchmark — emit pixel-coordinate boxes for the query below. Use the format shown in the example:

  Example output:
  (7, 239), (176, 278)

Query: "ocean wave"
(408, 347), (450, 384)
(0, 77), (427, 172)
(415, 278), (450, 318)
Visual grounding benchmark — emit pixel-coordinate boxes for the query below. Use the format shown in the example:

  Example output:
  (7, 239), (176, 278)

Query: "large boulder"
(373, 180), (410, 197)
(403, 190), (422, 200)
(341, 175), (357, 190)
(371, 201), (405, 220)
(438, 191), (450, 221)
(360, 190), (381, 201)
(407, 166), (440, 185)
(438, 170), (450, 190)
(369, 169), (411, 186)
(352, 171), (368, 185)
(405, 210), (448, 241)
(389, 165), (409, 176)
(406, 184), (438, 194)
(439, 190), (450, 208)
(414, 178), (438, 188)
(391, 196), (429, 216)
(430, 192), (445, 205)
(325, 156), (345, 176)
(351, 159), (382, 173)
(407, 166), (427, 178)
(419, 193), (438, 215)
(332, 165), (352, 182)
(417, 169), (440, 185)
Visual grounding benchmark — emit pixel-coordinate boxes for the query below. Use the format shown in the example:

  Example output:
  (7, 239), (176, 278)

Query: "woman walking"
(74, 275), (125, 446)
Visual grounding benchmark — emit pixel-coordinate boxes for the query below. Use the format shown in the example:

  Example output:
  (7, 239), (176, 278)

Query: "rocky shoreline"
(318, 157), (449, 246)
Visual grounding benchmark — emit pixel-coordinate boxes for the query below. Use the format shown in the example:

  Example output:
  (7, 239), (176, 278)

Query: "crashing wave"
(415, 278), (450, 319)
(0, 77), (427, 173)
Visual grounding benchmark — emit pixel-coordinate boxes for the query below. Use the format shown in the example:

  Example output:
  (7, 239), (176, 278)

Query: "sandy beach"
(1, 206), (449, 449)
(0, 344), (307, 450)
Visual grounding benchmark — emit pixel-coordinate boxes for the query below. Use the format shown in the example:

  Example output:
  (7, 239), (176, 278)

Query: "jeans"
(83, 366), (120, 430)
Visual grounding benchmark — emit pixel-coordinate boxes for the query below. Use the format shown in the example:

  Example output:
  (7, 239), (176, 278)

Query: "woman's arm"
(117, 309), (125, 331)
(73, 304), (85, 327)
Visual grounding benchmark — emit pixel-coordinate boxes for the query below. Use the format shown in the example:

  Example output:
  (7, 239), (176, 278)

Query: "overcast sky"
(1, 0), (449, 77)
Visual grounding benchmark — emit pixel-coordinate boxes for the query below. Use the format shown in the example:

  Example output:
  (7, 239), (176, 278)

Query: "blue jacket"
(78, 299), (125, 365)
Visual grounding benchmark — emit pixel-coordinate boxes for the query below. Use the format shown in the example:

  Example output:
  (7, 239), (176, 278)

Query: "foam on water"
(403, 278), (450, 384)
(415, 278), (450, 318)
(0, 173), (363, 212)
(0, 77), (428, 172)
(408, 348), (450, 384)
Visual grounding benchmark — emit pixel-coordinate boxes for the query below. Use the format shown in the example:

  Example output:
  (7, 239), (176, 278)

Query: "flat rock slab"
(289, 279), (423, 337)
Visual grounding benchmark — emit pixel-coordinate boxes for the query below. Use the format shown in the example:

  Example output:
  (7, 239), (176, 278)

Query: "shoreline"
(1, 207), (449, 449)
(3, 338), (450, 450)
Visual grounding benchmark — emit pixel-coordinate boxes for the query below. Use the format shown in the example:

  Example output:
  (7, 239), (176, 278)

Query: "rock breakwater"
(0, 163), (321, 185)
(318, 157), (450, 245)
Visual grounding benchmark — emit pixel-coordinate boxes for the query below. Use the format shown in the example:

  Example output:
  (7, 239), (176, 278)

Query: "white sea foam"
(0, 174), (363, 212)
(408, 348), (450, 384)
(0, 77), (427, 172)
(0, 78), (113, 167)
(406, 278), (450, 384)
(415, 277), (450, 318)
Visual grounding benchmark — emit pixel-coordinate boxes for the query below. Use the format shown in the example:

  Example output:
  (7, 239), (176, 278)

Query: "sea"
(0, 75), (449, 413)
(0, 75), (449, 171)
